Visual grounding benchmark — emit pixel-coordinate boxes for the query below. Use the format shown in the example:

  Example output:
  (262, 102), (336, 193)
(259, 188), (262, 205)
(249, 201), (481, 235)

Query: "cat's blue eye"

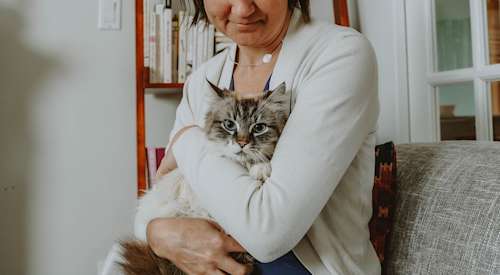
(222, 119), (237, 132)
(252, 123), (268, 136)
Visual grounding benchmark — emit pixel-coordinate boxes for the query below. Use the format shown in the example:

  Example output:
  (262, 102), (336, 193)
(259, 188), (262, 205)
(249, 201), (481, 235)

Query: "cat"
(118, 80), (289, 275)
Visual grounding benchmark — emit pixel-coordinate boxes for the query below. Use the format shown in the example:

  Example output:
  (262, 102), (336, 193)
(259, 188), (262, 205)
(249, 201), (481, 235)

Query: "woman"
(142, 0), (380, 274)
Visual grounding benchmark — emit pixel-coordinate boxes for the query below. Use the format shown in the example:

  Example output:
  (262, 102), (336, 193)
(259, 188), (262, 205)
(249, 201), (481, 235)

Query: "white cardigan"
(145, 9), (380, 275)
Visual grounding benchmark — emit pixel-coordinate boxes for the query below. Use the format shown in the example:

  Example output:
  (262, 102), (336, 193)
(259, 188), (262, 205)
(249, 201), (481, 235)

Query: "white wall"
(0, 0), (137, 274)
(357, 0), (408, 144)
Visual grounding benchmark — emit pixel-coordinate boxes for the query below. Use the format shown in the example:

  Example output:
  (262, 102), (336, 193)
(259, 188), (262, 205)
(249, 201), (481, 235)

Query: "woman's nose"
(230, 0), (256, 18)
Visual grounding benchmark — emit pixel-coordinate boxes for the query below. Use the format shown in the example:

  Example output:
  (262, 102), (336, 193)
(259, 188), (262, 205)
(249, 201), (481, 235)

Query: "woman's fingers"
(210, 269), (226, 275)
(147, 218), (250, 274)
(216, 255), (252, 275)
(206, 220), (246, 252)
(207, 220), (224, 232)
(223, 234), (246, 253)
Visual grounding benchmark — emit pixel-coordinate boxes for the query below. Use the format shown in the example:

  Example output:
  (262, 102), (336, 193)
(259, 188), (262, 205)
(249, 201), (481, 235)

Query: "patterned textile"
(386, 141), (500, 274)
(369, 142), (397, 272)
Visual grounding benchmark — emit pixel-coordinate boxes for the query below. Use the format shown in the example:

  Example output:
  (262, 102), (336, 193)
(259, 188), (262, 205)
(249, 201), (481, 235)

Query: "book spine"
(143, 0), (149, 67)
(178, 11), (186, 82)
(147, 147), (157, 188)
(172, 16), (179, 83)
(163, 8), (172, 83)
(155, 148), (166, 170)
(157, 4), (165, 83)
(148, 2), (157, 82)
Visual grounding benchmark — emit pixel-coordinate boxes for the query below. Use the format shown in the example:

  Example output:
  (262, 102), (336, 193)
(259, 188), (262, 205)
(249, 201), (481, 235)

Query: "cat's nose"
(237, 140), (248, 148)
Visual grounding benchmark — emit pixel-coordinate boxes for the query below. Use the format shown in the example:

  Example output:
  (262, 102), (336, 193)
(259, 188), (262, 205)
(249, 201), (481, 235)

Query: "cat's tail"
(118, 239), (184, 275)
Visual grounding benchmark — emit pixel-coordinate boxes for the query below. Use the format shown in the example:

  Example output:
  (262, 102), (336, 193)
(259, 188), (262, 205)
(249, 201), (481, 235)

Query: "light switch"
(98, 0), (121, 30)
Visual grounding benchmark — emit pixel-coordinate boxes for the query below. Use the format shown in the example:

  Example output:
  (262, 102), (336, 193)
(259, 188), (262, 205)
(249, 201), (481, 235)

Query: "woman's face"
(204, 0), (290, 47)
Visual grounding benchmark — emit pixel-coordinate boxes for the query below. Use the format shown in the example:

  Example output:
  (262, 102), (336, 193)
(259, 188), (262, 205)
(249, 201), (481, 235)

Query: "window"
(406, 0), (500, 141)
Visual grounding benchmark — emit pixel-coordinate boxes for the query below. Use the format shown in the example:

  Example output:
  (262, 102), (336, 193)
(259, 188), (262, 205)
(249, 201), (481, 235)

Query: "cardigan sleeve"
(172, 33), (379, 262)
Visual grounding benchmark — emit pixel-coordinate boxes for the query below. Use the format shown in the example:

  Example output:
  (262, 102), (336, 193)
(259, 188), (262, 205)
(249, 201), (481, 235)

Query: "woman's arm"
(156, 125), (198, 179)
(172, 33), (379, 262)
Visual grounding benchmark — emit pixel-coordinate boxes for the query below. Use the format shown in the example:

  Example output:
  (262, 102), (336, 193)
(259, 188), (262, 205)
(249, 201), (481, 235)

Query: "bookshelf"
(135, 0), (184, 196)
(134, 0), (350, 196)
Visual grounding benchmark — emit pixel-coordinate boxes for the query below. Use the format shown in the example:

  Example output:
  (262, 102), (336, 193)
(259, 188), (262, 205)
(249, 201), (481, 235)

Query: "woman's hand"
(156, 125), (199, 179)
(146, 217), (252, 275)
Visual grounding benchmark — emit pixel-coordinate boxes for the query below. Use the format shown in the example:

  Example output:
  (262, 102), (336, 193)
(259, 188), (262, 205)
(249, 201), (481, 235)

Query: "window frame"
(416, 0), (497, 141)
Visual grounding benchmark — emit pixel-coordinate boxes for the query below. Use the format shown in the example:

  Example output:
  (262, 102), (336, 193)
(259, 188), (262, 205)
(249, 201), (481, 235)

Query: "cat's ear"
(272, 82), (287, 95)
(262, 82), (290, 123)
(264, 82), (286, 98)
(263, 82), (288, 104)
(206, 78), (226, 98)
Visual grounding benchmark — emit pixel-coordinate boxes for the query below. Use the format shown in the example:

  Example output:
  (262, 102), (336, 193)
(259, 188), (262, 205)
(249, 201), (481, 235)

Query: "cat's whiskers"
(248, 149), (269, 164)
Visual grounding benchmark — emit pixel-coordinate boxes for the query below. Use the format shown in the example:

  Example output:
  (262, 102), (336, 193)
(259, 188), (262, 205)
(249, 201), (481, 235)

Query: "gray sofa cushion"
(385, 141), (500, 275)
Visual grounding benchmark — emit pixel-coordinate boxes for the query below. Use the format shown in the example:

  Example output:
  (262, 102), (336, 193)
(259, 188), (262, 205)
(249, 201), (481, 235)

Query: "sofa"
(101, 141), (500, 275)
(384, 141), (500, 274)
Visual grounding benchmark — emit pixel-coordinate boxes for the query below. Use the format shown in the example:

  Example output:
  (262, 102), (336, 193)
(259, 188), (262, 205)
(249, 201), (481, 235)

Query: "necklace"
(229, 41), (283, 67)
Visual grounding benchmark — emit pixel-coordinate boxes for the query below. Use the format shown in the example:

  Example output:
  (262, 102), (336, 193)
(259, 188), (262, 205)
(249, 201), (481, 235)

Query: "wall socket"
(98, 0), (122, 30)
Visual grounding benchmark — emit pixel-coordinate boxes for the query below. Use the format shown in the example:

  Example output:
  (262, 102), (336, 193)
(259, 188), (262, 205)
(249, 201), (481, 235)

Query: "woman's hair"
(192, 0), (310, 24)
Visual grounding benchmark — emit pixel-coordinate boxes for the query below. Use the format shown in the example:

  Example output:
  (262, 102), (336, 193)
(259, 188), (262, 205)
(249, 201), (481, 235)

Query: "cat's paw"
(249, 163), (272, 182)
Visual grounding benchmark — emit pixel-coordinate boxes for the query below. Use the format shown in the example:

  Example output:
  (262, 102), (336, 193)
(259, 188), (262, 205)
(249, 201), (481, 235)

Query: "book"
(143, 0), (150, 67)
(157, 4), (165, 83)
(147, 147), (157, 187)
(149, 3), (164, 83)
(145, 6), (221, 83)
(178, 10), (187, 82)
(172, 16), (179, 83)
(148, 2), (156, 82)
(163, 7), (173, 83)
(148, 0), (165, 82)
(155, 148), (165, 170)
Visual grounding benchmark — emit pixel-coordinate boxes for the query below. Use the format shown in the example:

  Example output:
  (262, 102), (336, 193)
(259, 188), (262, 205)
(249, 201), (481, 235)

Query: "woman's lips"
(233, 20), (261, 31)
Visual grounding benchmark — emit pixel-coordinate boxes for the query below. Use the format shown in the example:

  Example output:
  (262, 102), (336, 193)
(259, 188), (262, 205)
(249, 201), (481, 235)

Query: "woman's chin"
(230, 33), (266, 48)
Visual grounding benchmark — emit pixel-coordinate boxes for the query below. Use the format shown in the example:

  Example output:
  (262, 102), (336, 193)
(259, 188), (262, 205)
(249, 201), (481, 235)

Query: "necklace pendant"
(262, 54), (272, 64)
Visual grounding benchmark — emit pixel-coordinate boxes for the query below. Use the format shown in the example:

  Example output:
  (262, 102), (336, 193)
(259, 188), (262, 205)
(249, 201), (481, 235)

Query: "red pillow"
(369, 142), (397, 271)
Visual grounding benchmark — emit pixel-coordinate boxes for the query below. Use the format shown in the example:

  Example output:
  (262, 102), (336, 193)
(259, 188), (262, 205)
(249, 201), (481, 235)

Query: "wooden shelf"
(143, 67), (184, 89)
(146, 83), (184, 89)
(145, 88), (183, 95)
(135, 0), (185, 196)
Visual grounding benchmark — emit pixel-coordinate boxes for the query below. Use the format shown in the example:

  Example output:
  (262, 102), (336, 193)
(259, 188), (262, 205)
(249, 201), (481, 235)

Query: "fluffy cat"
(119, 80), (289, 275)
